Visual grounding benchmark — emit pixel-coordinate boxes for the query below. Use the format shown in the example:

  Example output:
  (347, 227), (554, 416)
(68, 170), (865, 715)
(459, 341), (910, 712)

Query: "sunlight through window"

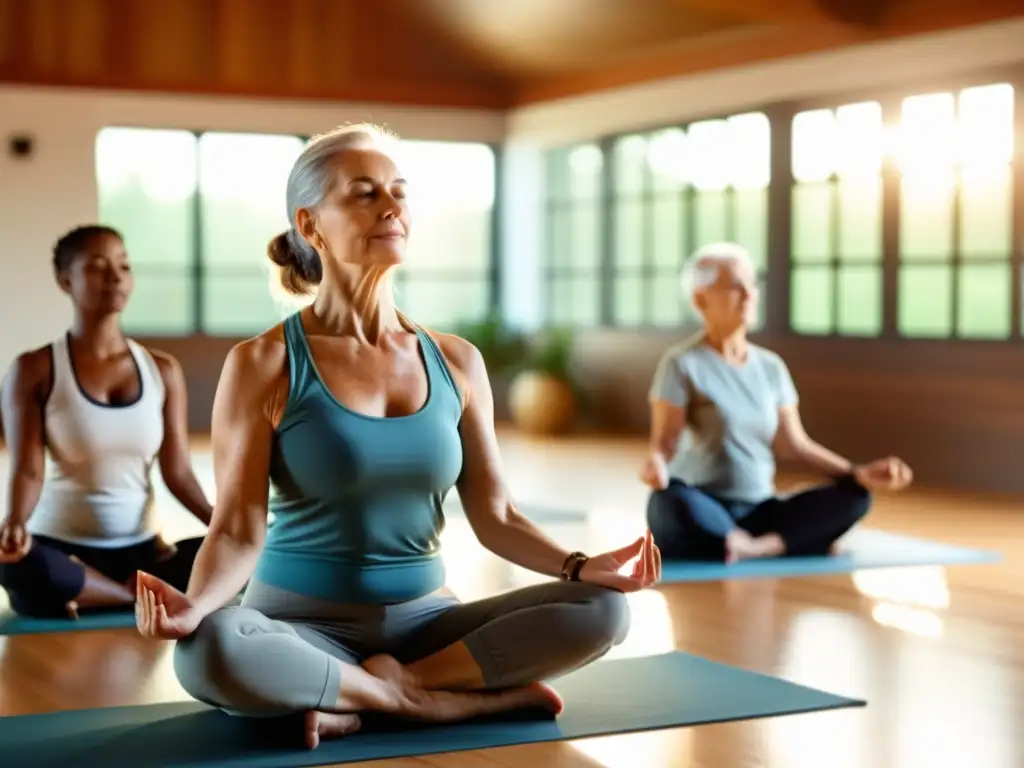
(727, 112), (771, 189)
(895, 92), (957, 180)
(96, 128), (199, 203)
(792, 109), (837, 183)
(390, 140), (495, 328)
(95, 127), (199, 334)
(769, 610), (868, 768)
(686, 119), (731, 190)
(198, 133), (302, 208)
(834, 101), (885, 178)
(892, 629), (1015, 768)
(958, 83), (1015, 179)
(571, 729), (690, 768)
(645, 128), (687, 183)
(198, 132), (305, 334)
(851, 566), (951, 610)
(602, 589), (676, 660)
(395, 140), (495, 212)
(870, 603), (944, 638)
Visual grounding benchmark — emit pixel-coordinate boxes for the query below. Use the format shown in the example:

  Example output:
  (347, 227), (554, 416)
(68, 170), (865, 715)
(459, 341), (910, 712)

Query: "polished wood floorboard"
(1, 429), (1022, 768)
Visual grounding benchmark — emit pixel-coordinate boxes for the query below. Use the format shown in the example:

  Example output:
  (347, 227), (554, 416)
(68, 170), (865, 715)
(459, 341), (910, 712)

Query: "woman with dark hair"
(0, 225), (213, 619)
(134, 124), (660, 750)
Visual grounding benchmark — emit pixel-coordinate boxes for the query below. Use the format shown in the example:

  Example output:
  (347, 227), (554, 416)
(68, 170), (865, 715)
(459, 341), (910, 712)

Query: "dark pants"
(0, 534), (204, 618)
(646, 475), (872, 561)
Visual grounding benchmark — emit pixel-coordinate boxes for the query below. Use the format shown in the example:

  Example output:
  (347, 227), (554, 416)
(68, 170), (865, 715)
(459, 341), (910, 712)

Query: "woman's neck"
(69, 312), (126, 357)
(310, 269), (406, 344)
(703, 327), (748, 364)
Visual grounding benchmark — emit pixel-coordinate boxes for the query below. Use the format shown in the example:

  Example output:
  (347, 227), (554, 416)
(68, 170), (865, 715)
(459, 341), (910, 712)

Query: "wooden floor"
(1, 429), (1022, 768)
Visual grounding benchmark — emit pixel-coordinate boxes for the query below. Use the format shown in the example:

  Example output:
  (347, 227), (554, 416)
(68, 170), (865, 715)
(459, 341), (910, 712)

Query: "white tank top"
(27, 334), (165, 548)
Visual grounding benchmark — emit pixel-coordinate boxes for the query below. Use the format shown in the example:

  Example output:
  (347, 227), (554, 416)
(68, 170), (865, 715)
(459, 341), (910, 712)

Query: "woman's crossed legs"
(173, 578), (630, 748)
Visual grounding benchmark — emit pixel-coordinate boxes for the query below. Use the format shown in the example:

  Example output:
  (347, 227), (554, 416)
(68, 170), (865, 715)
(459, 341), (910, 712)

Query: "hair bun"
(267, 231), (294, 268)
(266, 229), (322, 298)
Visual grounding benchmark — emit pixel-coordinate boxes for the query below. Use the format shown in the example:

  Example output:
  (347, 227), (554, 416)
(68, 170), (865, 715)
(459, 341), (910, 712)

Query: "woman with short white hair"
(640, 242), (913, 563)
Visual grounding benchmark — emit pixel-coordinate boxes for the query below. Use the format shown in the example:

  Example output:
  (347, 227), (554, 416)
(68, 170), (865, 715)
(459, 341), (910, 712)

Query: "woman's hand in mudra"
(135, 571), (203, 640)
(853, 456), (913, 492)
(578, 531), (661, 592)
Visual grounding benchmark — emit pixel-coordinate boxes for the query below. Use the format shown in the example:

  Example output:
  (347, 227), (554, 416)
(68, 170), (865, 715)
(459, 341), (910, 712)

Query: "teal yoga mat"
(0, 652), (862, 767)
(0, 608), (137, 636)
(660, 528), (1001, 583)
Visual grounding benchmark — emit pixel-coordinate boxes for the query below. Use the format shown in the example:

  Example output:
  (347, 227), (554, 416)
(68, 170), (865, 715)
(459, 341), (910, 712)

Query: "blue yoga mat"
(659, 528), (1001, 583)
(0, 652), (862, 767)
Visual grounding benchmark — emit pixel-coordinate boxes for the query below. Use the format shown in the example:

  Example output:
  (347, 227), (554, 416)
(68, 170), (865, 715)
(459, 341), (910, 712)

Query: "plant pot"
(507, 370), (577, 435)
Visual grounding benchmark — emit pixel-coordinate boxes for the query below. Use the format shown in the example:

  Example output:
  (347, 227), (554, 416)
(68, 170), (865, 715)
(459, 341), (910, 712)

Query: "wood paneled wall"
(0, 0), (508, 108)
(570, 330), (1024, 495)
(123, 329), (1024, 496)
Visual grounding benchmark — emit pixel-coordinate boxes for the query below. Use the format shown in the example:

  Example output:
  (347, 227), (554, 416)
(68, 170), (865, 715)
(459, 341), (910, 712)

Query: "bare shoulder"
(424, 330), (486, 381)
(142, 346), (184, 384)
(224, 325), (288, 387)
(3, 345), (54, 401)
(217, 325), (290, 423)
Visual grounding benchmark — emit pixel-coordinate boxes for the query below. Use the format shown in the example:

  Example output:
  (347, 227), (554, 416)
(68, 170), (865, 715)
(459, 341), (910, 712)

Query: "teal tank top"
(253, 312), (464, 605)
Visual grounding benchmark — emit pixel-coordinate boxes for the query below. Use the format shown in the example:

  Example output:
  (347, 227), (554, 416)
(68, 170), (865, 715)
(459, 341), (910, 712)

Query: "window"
(895, 83), (1015, 339)
(610, 112), (771, 329)
(790, 102), (884, 336)
(96, 129), (497, 335)
(543, 144), (603, 327)
(96, 128), (199, 335)
(198, 132), (305, 335)
(392, 141), (495, 330)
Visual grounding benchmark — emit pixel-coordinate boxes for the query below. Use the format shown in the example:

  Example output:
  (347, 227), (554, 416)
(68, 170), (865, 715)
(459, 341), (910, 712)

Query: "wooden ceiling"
(0, 0), (1020, 109)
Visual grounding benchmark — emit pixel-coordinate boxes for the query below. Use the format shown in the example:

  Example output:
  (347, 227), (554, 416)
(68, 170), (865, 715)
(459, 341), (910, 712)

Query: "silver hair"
(267, 122), (399, 301)
(679, 242), (755, 308)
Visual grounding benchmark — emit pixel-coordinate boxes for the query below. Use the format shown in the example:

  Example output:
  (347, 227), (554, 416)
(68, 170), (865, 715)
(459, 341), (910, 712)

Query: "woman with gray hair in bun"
(640, 242), (913, 564)
(132, 123), (660, 750)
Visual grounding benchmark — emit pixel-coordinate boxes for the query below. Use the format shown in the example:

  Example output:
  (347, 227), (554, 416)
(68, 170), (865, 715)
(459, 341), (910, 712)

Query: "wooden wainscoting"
(572, 330), (1024, 495)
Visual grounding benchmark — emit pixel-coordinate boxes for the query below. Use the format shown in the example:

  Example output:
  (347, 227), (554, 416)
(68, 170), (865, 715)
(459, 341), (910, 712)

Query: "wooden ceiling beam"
(667, 0), (887, 25)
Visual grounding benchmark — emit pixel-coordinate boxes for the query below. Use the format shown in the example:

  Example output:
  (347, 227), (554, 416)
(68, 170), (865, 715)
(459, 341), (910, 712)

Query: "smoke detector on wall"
(8, 135), (34, 158)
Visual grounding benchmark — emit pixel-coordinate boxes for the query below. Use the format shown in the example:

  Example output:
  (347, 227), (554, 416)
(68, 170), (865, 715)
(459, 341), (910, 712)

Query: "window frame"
(96, 128), (502, 337)
(538, 62), (1024, 346)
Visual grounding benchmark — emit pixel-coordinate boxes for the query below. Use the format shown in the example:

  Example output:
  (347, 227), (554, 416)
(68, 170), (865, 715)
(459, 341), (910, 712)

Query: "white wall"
(506, 17), (1024, 145)
(0, 86), (505, 377)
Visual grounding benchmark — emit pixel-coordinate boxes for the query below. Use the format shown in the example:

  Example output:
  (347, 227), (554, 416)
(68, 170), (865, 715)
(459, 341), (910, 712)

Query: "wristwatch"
(561, 551), (589, 581)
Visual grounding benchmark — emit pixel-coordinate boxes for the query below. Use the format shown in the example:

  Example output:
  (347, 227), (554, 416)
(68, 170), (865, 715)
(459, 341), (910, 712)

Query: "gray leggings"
(173, 578), (630, 717)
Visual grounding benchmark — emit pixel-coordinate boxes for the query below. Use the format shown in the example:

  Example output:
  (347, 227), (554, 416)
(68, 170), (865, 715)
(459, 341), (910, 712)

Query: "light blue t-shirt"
(649, 333), (799, 503)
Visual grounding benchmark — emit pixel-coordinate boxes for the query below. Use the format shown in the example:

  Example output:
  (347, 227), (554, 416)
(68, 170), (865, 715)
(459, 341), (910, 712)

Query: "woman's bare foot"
(304, 711), (362, 750)
(362, 654), (564, 722)
(725, 530), (759, 564)
(726, 530), (785, 564)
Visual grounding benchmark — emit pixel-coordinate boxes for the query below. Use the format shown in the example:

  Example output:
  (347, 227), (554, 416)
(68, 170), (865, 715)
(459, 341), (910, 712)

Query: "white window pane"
(686, 120), (730, 190)
(646, 128), (687, 191)
(835, 101), (883, 178)
(197, 132), (304, 335)
(958, 83), (1014, 169)
(792, 109), (837, 183)
(95, 127), (199, 335)
(398, 141), (495, 280)
(613, 134), (648, 194)
(727, 112), (770, 189)
(897, 92), (956, 178)
(397, 278), (489, 330)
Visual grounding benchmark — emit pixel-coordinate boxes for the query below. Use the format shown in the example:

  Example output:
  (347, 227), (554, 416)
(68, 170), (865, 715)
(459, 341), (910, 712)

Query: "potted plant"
(507, 326), (579, 436)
